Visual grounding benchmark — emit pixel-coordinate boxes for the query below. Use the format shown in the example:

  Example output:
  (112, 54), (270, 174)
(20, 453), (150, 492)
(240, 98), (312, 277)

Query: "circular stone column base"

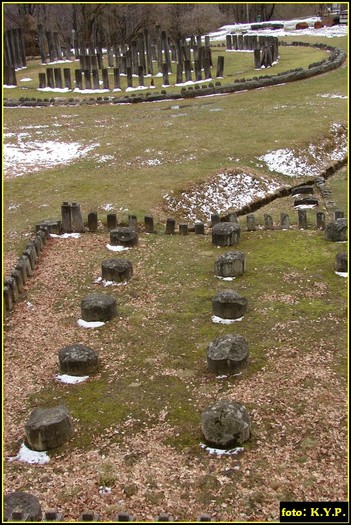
(25, 405), (74, 451)
(207, 334), (249, 375)
(81, 293), (117, 322)
(201, 400), (251, 448)
(110, 227), (138, 247)
(212, 290), (247, 319)
(101, 259), (133, 282)
(58, 344), (100, 376)
(212, 222), (241, 247)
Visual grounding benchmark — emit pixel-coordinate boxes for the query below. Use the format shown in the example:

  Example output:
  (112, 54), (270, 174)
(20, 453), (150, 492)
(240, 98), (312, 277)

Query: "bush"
(208, 82), (214, 88)
(161, 89), (166, 95)
(215, 81), (221, 86)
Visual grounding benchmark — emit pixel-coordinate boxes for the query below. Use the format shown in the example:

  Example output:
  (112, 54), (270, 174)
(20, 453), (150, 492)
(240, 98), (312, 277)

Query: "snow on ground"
(257, 123), (347, 177)
(4, 138), (98, 178)
(200, 443), (244, 456)
(207, 17), (347, 41)
(7, 443), (50, 464)
(164, 169), (281, 222)
(163, 121), (346, 221)
(56, 374), (89, 384)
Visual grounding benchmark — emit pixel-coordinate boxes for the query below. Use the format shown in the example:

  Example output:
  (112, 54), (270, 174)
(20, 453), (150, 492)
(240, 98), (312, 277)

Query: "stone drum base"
(101, 259), (133, 282)
(207, 334), (249, 375)
(214, 251), (246, 278)
(58, 344), (100, 376)
(81, 293), (117, 322)
(212, 290), (247, 319)
(201, 400), (251, 448)
(110, 227), (138, 247)
(25, 405), (74, 451)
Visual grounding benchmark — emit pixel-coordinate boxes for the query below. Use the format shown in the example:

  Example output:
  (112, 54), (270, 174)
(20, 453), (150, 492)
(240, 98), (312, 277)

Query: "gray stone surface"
(101, 259), (133, 282)
(335, 252), (347, 272)
(212, 222), (241, 247)
(325, 219), (347, 242)
(212, 290), (247, 319)
(214, 251), (245, 277)
(201, 400), (251, 447)
(58, 344), (100, 376)
(81, 293), (117, 322)
(25, 405), (74, 451)
(4, 492), (42, 521)
(110, 227), (138, 247)
(207, 334), (249, 375)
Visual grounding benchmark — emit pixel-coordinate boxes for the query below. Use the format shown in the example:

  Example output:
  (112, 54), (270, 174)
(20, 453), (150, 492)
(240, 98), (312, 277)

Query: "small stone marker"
(179, 223), (188, 235)
(165, 218), (175, 234)
(280, 213), (290, 230)
(4, 492), (42, 522)
(212, 290), (247, 319)
(101, 259), (133, 282)
(107, 213), (118, 231)
(144, 215), (154, 233)
(325, 219), (347, 242)
(58, 344), (100, 376)
(201, 399), (251, 448)
(335, 252), (347, 273)
(88, 212), (98, 232)
(195, 222), (205, 235)
(214, 251), (245, 278)
(246, 214), (256, 231)
(25, 405), (74, 451)
(212, 222), (241, 247)
(298, 209), (308, 229)
(110, 227), (138, 247)
(207, 334), (249, 375)
(81, 293), (117, 322)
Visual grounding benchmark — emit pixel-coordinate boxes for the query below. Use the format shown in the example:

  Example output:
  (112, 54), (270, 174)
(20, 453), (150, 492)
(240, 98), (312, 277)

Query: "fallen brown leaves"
(3, 233), (347, 522)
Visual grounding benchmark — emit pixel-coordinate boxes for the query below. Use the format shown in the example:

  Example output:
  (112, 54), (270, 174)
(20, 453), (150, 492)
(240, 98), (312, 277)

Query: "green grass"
(4, 34), (348, 509)
(21, 226), (347, 454)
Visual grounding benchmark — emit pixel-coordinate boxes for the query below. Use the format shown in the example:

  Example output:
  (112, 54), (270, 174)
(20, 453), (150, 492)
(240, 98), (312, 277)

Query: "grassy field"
(3, 34), (348, 521)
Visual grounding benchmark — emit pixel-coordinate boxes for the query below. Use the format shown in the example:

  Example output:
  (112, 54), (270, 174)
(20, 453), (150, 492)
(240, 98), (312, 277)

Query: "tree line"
(4, 3), (322, 56)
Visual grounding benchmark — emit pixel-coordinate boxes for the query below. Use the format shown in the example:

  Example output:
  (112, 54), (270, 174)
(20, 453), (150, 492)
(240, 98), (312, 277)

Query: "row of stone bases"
(4, 492), (213, 522)
(5, 205), (347, 521)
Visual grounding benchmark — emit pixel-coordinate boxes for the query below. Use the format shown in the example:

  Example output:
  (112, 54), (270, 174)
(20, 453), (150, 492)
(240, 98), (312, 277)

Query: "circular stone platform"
(212, 222), (241, 247)
(101, 258), (133, 282)
(25, 405), (74, 451)
(212, 290), (248, 319)
(110, 227), (138, 247)
(207, 334), (249, 375)
(81, 293), (117, 322)
(201, 400), (251, 448)
(58, 344), (100, 376)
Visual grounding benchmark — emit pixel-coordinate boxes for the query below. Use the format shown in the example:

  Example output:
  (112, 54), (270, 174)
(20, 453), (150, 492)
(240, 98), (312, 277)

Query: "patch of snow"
(106, 244), (130, 252)
(20, 78), (33, 82)
(164, 170), (280, 222)
(335, 272), (348, 278)
(8, 443), (50, 464)
(38, 87), (71, 93)
(50, 233), (81, 239)
(77, 319), (105, 328)
(56, 374), (89, 384)
(215, 276), (235, 281)
(207, 17), (347, 41)
(5, 140), (99, 178)
(212, 315), (244, 324)
(99, 486), (112, 495)
(200, 443), (245, 456)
